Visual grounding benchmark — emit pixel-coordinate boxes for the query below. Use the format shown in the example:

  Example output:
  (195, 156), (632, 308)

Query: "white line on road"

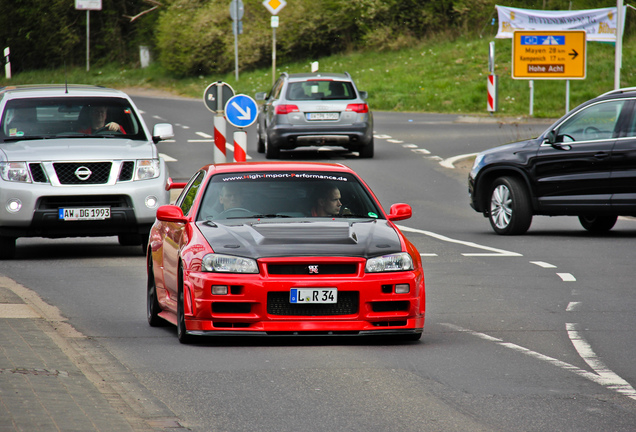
(566, 322), (636, 400)
(530, 261), (557, 268)
(196, 132), (213, 139)
(397, 225), (522, 257)
(440, 153), (479, 169)
(442, 323), (636, 401)
(557, 273), (576, 282)
(159, 153), (178, 162)
(412, 148), (431, 154)
(566, 301), (581, 312)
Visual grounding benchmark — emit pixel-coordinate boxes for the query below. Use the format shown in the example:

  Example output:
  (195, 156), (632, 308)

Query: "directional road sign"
(225, 94), (258, 128)
(512, 30), (586, 80)
(263, 0), (286, 15)
(203, 82), (235, 113)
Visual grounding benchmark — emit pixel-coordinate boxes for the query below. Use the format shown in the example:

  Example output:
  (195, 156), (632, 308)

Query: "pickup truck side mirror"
(152, 123), (174, 143)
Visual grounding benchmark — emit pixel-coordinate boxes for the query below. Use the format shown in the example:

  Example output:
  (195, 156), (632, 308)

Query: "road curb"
(0, 275), (188, 431)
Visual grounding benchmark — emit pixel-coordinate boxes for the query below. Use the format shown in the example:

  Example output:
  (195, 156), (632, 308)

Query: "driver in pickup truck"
(78, 105), (125, 134)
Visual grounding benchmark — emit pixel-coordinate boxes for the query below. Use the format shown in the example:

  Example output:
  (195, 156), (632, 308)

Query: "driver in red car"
(311, 184), (343, 216)
(219, 183), (245, 211)
(79, 105), (125, 134)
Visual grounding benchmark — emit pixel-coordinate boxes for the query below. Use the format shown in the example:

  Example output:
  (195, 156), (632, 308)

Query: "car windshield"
(197, 171), (383, 221)
(286, 81), (356, 101)
(1, 97), (146, 142)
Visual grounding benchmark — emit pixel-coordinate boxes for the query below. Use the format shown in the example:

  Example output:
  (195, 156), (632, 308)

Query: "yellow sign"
(263, 0), (286, 15)
(512, 30), (586, 80)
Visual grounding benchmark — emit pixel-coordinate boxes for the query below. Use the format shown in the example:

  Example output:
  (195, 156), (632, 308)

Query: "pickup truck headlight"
(134, 159), (160, 180)
(0, 162), (32, 183)
(366, 252), (413, 273)
(201, 254), (259, 273)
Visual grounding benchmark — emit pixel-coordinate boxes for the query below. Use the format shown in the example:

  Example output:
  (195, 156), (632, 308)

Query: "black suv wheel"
(488, 177), (533, 235)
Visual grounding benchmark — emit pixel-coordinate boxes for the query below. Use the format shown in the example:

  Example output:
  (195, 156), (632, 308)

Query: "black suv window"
(556, 100), (625, 142)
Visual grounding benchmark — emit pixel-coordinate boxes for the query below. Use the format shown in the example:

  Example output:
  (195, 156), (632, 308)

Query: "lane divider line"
(397, 225), (522, 257)
(530, 261), (557, 268)
(566, 322), (636, 400)
(557, 273), (576, 282)
(442, 323), (636, 401)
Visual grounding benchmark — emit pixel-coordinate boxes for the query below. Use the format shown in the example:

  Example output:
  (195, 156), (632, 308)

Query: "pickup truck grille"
(53, 162), (111, 184)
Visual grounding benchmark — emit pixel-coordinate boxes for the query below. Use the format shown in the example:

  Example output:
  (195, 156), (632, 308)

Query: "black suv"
(469, 87), (636, 235)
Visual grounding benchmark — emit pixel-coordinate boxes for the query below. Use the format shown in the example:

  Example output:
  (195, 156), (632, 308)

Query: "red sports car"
(147, 162), (425, 343)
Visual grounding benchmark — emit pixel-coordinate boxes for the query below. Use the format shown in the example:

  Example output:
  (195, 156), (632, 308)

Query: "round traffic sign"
(224, 94), (258, 128)
(203, 82), (235, 113)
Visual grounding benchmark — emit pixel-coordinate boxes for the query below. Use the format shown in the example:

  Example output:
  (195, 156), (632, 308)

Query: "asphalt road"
(1, 94), (635, 431)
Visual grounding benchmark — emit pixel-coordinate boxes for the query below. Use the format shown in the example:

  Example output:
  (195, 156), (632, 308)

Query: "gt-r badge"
(308, 265), (319, 274)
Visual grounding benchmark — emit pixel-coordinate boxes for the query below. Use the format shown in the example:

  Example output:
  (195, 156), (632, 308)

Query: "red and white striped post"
(213, 114), (227, 164)
(233, 130), (247, 162)
(487, 74), (498, 112)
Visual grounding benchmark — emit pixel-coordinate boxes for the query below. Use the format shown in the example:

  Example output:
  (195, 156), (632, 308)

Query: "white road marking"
(530, 261), (557, 268)
(373, 134), (392, 139)
(152, 115), (165, 120)
(440, 153), (479, 169)
(420, 253), (438, 257)
(196, 132), (213, 139)
(442, 323), (636, 401)
(566, 302), (581, 312)
(387, 139), (403, 143)
(412, 148), (431, 154)
(566, 323), (636, 400)
(187, 139), (213, 142)
(557, 273), (576, 282)
(159, 153), (177, 162)
(402, 144), (418, 148)
(397, 225), (522, 257)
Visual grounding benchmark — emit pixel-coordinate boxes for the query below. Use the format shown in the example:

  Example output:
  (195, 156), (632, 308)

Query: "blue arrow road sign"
(225, 94), (258, 128)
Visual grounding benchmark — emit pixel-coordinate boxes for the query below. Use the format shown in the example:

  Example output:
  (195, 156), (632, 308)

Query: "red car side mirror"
(387, 203), (412, 222)
(156, 205), (187, 223)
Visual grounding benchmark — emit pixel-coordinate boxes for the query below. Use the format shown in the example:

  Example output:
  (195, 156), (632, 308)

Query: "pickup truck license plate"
(59, 207), (111, 221)
(290, 288), (337, 304)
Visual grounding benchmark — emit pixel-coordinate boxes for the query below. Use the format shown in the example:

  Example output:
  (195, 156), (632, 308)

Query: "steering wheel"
(216, 208), (252, 218)
(583, 126), (601, 138)
(93, 125), (110, 133)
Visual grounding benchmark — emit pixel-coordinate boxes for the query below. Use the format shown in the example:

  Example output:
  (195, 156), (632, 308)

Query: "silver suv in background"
(255, 72), (374, 159)
(0, 85), (174, 259)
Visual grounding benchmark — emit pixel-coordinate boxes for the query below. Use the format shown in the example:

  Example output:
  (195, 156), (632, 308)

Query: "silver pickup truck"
(0, 85), (174, 259)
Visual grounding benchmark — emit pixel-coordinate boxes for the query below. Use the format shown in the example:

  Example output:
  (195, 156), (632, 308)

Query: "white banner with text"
(495, 5), (625, 42)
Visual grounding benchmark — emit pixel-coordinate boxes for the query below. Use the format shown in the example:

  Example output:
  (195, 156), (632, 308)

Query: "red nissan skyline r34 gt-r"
(147, 162), (425, 343)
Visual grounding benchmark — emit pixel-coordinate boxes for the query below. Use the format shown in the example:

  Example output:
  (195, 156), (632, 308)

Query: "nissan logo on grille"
(308, 265), (319, 274)
(74, 166), (92, 181)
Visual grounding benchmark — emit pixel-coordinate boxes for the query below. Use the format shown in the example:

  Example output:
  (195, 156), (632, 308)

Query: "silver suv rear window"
(286, 81), (356, 101)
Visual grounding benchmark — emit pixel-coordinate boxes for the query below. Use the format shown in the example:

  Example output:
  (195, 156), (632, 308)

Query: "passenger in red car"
(311, 185), (342, 216)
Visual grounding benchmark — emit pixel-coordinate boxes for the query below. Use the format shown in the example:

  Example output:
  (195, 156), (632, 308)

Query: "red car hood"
(196, 219), (403, 258)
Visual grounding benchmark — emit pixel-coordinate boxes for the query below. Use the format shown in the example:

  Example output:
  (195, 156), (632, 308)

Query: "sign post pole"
(75, 1), (102, 72)
(262, 0), (286, 86)
(203, 82), (235, 164)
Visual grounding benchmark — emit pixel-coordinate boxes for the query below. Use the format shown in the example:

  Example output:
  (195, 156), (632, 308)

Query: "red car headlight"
(365, 252), (413, 273)
(201, 253), (259, 273)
